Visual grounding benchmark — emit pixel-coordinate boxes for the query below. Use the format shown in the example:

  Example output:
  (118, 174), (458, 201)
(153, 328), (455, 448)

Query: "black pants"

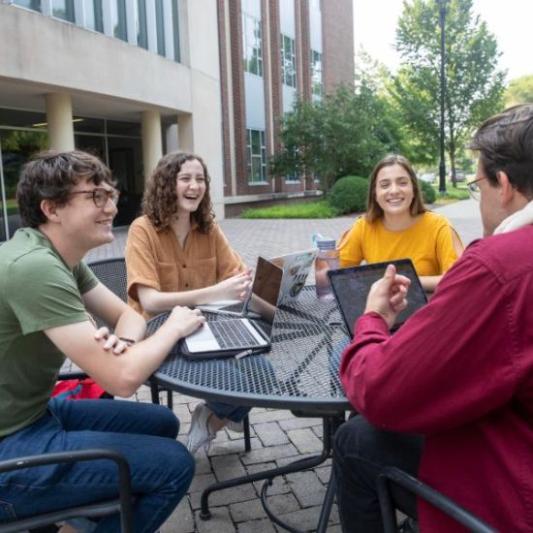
(333, 415), (424, 533)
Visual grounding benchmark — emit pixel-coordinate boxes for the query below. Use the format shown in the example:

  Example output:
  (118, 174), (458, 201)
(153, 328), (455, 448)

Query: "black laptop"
(328, 259), (428, 336)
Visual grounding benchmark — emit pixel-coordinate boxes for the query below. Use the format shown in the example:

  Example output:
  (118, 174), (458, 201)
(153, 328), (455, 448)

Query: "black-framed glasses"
(68, 187), (120, 208)
(466, 177), (487, 201)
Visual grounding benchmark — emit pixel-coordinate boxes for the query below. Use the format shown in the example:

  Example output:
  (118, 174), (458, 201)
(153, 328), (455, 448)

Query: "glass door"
(0, 129), (48, 241)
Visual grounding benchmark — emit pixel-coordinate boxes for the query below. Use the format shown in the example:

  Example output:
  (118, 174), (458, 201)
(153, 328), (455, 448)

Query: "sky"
(353, 0), (532, 82)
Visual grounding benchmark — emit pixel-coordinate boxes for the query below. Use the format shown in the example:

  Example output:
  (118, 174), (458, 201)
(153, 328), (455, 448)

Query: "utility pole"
(437, 0), (447, 193)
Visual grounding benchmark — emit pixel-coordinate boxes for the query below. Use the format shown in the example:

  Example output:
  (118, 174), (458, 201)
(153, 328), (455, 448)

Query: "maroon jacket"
(340, 226), (533, 531)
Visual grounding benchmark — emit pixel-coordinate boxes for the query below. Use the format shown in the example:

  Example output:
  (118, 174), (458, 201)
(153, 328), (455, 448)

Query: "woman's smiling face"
(175, 159), (207, 215)
(374, 163), (415, 217)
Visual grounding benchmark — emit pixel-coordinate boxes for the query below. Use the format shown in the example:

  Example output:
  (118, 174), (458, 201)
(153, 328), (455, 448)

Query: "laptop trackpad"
(185, 323), (220, 352)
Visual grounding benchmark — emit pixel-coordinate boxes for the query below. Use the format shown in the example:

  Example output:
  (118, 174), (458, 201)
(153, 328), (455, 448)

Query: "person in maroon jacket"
(334, 104), (533, 533)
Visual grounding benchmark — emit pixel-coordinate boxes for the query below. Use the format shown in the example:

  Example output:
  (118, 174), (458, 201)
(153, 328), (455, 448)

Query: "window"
(134, 0), (148, 49)
(52, 0), (74, 21)
(311, 50), (323, 97)
(83, 0), (103, 33)
(111, 0), (127, 41)
(246, 129), (267, 184)
(242, 14), (263, 76)
(13, 0), (41, 11)
(171, 0), (180, 62)
(155, 0), (166, 57)
(281, 34), (296, 88)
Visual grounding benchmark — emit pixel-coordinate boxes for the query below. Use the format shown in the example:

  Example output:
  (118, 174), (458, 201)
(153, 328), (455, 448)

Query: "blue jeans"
(0, 398), (194, 533)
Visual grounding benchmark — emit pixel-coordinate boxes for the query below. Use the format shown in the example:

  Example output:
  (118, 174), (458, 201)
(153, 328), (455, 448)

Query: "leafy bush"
(418, 179), (436, 204)
(328, 176), (368, 215)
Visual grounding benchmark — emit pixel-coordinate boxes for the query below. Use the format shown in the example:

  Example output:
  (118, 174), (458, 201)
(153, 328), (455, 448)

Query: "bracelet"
(119, 337), (136, 346)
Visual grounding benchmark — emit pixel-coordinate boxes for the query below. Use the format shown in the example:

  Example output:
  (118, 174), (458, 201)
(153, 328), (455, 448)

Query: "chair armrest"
(377, 467), (495, 533)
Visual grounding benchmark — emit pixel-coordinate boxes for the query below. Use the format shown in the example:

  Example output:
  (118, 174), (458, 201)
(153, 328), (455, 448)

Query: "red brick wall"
(321, 0), (355, 93)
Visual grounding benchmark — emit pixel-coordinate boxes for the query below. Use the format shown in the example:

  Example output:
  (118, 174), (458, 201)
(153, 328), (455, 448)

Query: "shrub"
(328, 175), (368, 215)
(418, 179), (436, 204)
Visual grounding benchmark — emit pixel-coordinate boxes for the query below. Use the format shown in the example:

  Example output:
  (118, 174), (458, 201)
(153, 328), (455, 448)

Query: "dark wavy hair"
(470, 104), (533, 199)
(16, 150), (113, 228)
(142, 152), (214, 233)
(366, 154), (426, 223)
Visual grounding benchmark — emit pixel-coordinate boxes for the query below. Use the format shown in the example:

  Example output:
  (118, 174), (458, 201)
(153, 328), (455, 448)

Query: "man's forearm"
(113, 306), (147, 343)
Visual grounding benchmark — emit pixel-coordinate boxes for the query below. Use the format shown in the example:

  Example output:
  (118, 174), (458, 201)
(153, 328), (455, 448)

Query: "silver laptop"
(270, 249), (317, 305)
(182, 257), (283, 359)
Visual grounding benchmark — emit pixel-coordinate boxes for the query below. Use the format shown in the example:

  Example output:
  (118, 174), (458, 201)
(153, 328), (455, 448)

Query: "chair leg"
(243, 415), (251, 452)
(150, 382), (160, 405)
(166, 389), (173, 410)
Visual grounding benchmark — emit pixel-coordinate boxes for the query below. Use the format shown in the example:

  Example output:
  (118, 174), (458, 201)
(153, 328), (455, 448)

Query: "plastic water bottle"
(315, 238), (339, 301)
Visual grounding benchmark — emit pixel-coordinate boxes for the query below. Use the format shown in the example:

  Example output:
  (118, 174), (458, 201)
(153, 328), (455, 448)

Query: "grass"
(241, 200), (339, 219)
(240, 182), (470, 219)
(432, 183), (470, 206)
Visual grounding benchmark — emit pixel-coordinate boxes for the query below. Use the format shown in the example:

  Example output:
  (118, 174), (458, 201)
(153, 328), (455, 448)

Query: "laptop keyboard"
(209, 320), (261, 349)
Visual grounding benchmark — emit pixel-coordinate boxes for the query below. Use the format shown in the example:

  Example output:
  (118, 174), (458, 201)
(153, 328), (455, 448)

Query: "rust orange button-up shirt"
(125, 215), (245, 317)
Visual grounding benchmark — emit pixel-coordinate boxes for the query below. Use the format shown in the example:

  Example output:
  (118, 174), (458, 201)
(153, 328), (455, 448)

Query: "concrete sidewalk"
(87, 200), (482, 533)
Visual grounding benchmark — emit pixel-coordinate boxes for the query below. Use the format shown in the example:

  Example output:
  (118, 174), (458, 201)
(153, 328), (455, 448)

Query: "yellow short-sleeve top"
(125, 215), (245, 317)
(338, 211), (461, 276)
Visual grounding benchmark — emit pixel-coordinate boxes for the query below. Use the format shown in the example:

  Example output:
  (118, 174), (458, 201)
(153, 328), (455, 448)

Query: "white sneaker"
(225, 419), (245, 433)
(187, 403), (216, 455)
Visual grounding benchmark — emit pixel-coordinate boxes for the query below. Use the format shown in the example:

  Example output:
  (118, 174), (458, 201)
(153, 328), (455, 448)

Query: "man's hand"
(167, 306), (206, 338)
(94, 326), (130, 355)
(364, 264), (411, 328)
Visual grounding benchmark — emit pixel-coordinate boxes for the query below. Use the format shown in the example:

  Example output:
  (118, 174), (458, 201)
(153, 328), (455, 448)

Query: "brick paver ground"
(86, 200), (482, 532)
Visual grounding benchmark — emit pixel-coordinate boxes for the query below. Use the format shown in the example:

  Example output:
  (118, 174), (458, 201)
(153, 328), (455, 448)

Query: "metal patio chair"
(0, 449), (133, 533)
(377, 467), (495, 533)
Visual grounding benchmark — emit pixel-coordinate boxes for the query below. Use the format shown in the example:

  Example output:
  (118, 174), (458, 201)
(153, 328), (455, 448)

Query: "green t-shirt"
(0, 228), (98, 436)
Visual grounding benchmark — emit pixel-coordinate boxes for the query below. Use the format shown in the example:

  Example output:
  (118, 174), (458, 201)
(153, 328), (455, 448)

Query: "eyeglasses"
(68, 187), (120, 208)
(466, 177), (487, 201)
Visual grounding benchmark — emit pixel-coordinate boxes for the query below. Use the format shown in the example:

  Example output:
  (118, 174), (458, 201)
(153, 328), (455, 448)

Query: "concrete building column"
(141, 110), (163, 182)
(45, 93), (74, 151)
(178, 114), (194, 153)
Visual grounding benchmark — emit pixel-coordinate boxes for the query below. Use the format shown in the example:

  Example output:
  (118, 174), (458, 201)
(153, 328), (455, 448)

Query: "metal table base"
(200, 413), (346, 533)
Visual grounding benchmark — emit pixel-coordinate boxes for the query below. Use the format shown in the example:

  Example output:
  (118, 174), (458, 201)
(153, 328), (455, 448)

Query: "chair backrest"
(88, 257), (128, 302)
(0, 449), (133, 533)
(377, 467), (495, 533)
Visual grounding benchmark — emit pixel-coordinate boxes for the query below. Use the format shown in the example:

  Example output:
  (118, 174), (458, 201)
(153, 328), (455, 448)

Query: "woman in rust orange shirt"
(125, 152), (252, 456)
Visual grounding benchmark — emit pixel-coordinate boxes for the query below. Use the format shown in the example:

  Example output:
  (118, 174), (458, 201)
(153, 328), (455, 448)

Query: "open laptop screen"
(246, 256), (283, 325)
(328, 259), (428, 336)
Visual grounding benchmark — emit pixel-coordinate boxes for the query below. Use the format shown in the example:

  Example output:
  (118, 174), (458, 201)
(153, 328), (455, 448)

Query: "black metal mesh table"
(147, 286), (352, 532)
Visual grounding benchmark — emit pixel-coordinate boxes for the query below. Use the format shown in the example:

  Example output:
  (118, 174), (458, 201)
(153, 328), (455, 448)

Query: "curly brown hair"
(142, 152), (215, 232)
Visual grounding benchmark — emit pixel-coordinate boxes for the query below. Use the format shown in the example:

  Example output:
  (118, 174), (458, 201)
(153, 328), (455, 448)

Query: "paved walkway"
(86, 200), (482, 533)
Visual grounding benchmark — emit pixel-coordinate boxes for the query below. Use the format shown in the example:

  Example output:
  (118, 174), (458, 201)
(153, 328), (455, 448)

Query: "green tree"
(390, 0), (505, 186)
(505, 75), (533, 106)
(271, 82), (399, 191)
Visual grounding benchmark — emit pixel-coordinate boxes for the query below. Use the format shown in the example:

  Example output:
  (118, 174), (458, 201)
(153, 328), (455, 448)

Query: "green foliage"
(390, 0), (505, 176)
(505, 75), (533, 106)
(270, 83), (399, 191)
(418, 179), (436, 204)
(240, 200), (339, 219)
(328, 176), (369, 215)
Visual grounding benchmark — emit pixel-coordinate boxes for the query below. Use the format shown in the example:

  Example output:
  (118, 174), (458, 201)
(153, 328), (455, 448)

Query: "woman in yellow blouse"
(338, 154), (464, 291)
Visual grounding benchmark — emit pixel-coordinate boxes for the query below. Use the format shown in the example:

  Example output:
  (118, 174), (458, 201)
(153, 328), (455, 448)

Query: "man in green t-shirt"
(0, 150), (205, 531)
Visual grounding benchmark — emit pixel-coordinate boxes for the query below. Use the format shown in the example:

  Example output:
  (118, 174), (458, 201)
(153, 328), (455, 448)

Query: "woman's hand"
(364, 264), (411, 328)
(94, 326), (130, 355)
(212, 271), (253, 302)
(168, 306), (206, 338)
